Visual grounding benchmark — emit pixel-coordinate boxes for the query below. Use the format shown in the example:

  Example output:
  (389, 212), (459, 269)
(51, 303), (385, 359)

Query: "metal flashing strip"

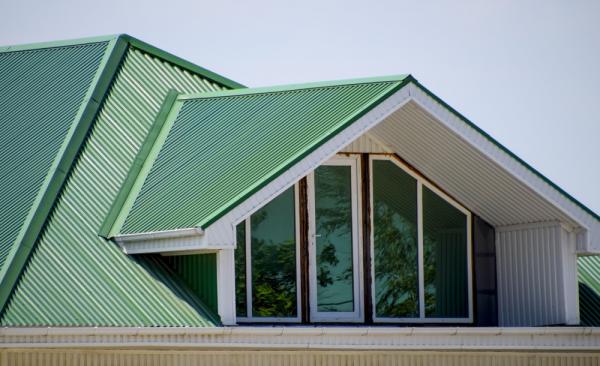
(0, 326), (599, 351)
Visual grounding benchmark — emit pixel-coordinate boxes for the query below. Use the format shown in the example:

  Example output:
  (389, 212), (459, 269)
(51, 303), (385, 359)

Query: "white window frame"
(235, 184), (302, 323)
(369, 155), (473, 323)
(307, 155), (364, 322)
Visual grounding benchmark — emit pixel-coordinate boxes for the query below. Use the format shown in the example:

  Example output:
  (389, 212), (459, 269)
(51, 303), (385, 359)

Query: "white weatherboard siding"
(340, 133), (391, 153)
(496, 221), (579, 326)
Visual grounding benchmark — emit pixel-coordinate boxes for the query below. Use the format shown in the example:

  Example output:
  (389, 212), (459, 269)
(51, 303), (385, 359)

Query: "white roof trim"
(1, 326), (599, 351)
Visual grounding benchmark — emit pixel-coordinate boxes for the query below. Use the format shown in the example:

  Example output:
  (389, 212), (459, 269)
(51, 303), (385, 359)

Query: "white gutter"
(113, 227), (203, 244)
(1, 327), (599, 351)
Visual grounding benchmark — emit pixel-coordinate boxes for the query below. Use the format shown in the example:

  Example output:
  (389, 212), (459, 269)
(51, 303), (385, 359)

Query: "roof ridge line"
(178, 74), (412, 101)
(0, 34), (120, 53)
(120, 35), (246, 90)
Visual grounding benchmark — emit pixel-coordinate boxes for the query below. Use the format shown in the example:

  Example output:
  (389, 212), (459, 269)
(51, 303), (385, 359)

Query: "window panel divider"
(417, 181), (425, 319)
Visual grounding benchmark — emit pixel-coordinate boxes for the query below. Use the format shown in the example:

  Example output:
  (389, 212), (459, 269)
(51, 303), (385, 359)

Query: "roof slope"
(0, 37), (114, 284)
(114, 76), (409, 235)
(0, 35), (238, 326)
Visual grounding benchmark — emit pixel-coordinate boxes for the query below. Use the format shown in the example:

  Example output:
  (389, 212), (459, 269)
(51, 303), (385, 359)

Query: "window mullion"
(417, 181), (425, 319)
(245, 218), (252, 318)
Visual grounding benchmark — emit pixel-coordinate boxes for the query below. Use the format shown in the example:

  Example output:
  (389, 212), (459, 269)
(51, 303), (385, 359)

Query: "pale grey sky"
(2, 0), (598, 214)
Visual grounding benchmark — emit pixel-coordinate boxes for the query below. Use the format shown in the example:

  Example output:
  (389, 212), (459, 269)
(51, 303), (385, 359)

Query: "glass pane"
(234, 222), (247, 317)
(372, 160), (419, 318)
(251, 187), (297, 317)
(315, 165), (354, 312)
(423, 186), (468, 318)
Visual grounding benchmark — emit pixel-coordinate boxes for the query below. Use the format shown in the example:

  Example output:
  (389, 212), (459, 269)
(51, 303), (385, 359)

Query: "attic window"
(234, 154), (472, 324)
(235, 186), (300, 322)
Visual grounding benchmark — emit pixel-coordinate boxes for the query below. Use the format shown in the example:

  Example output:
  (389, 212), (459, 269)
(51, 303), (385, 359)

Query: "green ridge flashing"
(0, 34), (119, 53)
(100, 90), (181, 238)
(410, 79), (600, 223)
(0, 36), (130, 315)
(178, 74), (409, 101)
(121, 34), (245, 90)
(110, 100), (187, 238)
(197, 77), (412, 229)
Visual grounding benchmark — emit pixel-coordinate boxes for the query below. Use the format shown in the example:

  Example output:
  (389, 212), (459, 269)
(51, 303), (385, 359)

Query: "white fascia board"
(1, 326), (599, 351)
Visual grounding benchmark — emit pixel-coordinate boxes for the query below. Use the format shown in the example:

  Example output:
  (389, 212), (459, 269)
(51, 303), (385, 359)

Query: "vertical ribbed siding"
(340, 134), (390, 153)
(1, 47), (228, 326)
(164, 254), (218, 314)
(0, 42), (109, 272)
(2, 350), (599, 366)
(496, 222), (575, 326)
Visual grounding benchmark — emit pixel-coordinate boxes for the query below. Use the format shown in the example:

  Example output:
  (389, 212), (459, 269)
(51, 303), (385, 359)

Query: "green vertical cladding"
(164, 254), (219, 315)
(119, 76), (409, 235)
(1, 43), (230, 326)
(578, 256), (600, 326)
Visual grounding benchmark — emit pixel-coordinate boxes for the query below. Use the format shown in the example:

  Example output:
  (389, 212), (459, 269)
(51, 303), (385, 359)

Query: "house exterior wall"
(496, 221), (579, 326)
(2, 349), (599, 365)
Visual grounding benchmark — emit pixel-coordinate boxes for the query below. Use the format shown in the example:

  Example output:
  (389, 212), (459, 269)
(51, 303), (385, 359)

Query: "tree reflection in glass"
(372, 160), (419, 318)
(250, 187), (297, 318)
(423, 186), (468, 318)
(235, 223), (247, 317)
(315, 165), (354, 312)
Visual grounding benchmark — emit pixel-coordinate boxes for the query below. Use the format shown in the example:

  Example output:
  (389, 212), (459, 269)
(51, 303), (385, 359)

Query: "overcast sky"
(2, 0), (599, 214)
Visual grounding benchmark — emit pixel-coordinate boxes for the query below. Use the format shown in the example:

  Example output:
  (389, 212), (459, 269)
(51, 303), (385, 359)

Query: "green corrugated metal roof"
(0, 37), (113, 287)
(0, 35), (238, 326)
(114, 76), (409, 235)
(579, 256), (600, 326)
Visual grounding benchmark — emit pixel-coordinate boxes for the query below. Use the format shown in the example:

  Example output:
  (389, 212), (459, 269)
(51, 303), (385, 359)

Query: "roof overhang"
(114, 81), (600, 255)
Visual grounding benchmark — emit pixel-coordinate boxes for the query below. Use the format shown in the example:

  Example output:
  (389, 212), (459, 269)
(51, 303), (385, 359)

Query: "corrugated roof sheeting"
(0, 41), (109, 273)
(370, 101), (580, 228)
(1, 46), (226, 326)
(120, 79), (404, 234)
(578, 256), (600, 326)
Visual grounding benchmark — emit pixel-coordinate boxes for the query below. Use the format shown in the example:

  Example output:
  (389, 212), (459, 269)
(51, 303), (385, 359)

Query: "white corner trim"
(1, 326), (599, 351)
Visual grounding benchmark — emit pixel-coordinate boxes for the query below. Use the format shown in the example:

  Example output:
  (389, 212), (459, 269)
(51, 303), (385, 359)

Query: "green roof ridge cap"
(0, 36), (130, 316)
(119, 34), (246, 90)
(100, 90), (181, 238)
(110, 99), (188, 237)
(178, 74), (410, 101)
(0, 34), (120, 53)
(410, 79), (599, 222)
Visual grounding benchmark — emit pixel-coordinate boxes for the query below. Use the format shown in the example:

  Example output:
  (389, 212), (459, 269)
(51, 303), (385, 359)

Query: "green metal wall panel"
(164, 254), (219, 314)
(578, 256), (600, 326)
(120, 77), (407, 234)
(0, 41), (109, 274)
(1, 45), (228, 326)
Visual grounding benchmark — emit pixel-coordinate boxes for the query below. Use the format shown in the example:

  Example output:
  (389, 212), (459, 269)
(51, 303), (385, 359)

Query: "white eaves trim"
(1, 326), (599, 351)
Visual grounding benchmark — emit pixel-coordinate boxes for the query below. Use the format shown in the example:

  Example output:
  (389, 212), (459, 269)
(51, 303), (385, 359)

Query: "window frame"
(369, 155), (473, 323)
(235, 184), (302, 323)
(307, 155), (364, 323)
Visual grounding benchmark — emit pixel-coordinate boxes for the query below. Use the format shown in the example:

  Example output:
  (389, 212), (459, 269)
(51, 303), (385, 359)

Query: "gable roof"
(106, 76), (410, 236)
(106, 75), (599, 253)
(0, 34), (241, 325)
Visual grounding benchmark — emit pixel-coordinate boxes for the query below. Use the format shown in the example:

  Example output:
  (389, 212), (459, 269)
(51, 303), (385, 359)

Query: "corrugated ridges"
(0, 41), (110, 274)
(120, 78), (405, 234)
(1, 45), (227, 326)
(578, 256), (600, 326)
